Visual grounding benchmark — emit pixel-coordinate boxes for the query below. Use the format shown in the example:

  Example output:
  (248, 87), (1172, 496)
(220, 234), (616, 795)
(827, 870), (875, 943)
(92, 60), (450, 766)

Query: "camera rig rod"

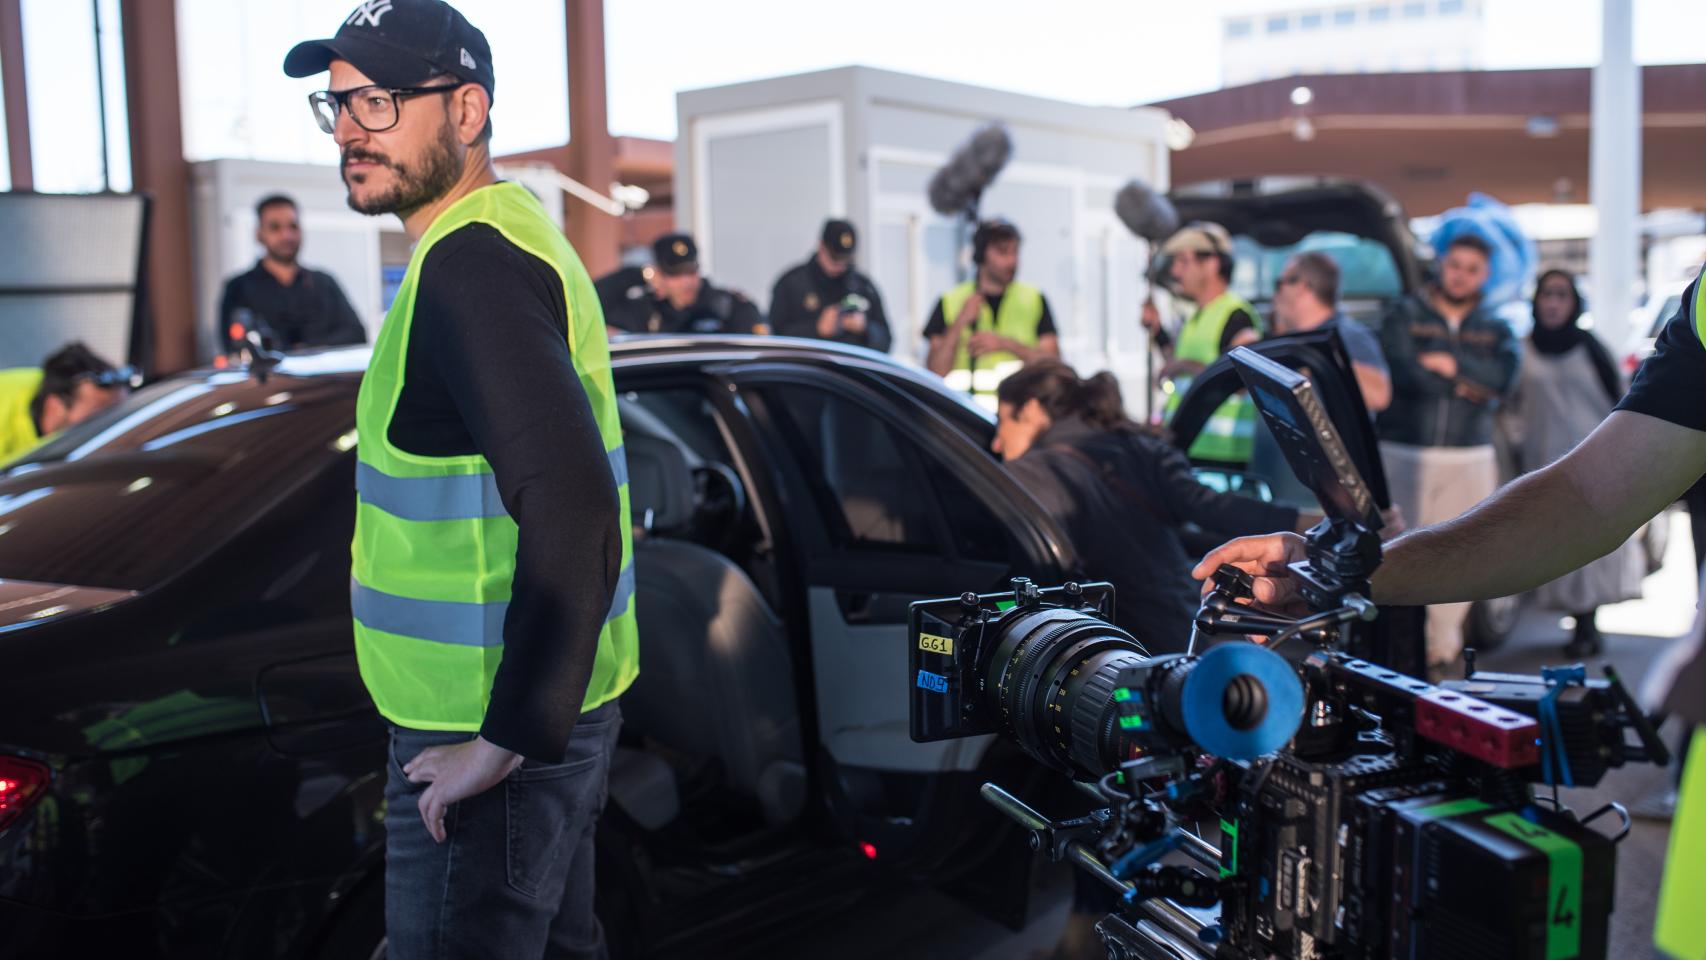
(981, 784), (1219, 950)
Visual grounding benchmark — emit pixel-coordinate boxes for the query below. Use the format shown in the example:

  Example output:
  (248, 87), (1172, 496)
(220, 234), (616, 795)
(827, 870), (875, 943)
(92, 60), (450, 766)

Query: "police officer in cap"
(595, 233), (765, 336)
(768, 219), (891, 351)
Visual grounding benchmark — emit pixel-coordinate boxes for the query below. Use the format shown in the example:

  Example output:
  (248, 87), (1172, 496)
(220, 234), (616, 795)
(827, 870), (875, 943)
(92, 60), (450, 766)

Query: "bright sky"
(6, 0), (1704, 193)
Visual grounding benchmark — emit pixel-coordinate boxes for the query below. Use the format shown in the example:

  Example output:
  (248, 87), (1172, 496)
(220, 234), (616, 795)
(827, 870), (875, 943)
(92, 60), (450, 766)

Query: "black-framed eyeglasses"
(1276, 273), (1304, 287)
(50, 366), (140, 401)
(308, 82), (460, 134)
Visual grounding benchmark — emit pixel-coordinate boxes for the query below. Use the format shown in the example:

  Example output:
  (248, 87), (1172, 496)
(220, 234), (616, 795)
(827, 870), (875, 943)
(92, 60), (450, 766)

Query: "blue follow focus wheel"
(1181, 642), (1304, 759)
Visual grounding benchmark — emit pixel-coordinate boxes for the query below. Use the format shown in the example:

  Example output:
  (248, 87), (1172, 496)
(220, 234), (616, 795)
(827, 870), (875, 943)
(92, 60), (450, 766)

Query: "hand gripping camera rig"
(908, 348), (1668, 960)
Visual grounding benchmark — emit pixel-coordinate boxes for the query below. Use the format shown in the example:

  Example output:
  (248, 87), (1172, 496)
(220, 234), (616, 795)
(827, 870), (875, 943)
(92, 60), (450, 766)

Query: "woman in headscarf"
(1510, 268), (1643, 657)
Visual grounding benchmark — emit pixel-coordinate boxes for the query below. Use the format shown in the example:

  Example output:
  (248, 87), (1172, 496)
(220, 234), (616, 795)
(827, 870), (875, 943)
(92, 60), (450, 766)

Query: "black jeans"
(384, 701), (621, 960)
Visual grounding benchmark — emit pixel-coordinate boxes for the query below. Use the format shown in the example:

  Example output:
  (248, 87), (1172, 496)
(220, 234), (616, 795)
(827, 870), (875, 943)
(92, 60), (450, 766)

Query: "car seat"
(611, 425), (806, 828)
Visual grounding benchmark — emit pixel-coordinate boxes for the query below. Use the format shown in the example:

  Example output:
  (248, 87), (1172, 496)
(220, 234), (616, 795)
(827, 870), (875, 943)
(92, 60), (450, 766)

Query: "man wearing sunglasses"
(0, 342), (130, 463)
(285, 2), (637, 957)
(1269, 251), (1390, 413)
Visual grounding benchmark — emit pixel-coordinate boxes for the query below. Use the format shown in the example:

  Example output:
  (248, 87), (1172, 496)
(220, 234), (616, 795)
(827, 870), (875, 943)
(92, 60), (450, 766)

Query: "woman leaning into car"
(992, 360), (1326, 655)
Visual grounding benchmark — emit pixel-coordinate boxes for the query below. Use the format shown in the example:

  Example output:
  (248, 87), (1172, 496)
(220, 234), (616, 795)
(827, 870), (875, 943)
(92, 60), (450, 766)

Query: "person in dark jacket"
(768, 219), (891, 352)
(218, 194), (368, 352)
(595, 233), (766, 336)
(1375, 231), (1520, 666)
(994, 361), (1316, 654)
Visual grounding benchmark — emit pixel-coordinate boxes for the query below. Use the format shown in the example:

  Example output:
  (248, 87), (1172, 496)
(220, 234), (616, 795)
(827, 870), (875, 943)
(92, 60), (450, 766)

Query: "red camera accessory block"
(1414, 689), (1540, 769)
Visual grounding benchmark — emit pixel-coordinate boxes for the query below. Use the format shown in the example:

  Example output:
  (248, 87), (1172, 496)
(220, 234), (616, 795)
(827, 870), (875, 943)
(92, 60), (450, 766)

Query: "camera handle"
(981, 782), (1112, 865)
(982, 783), (1229, 950)
(1290, 516), (1382, 612)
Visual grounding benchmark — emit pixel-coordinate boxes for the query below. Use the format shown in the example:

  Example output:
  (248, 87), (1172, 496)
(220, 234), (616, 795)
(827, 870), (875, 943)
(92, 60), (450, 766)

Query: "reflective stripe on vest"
(940, 281), (1044, 397)
(351, 181), (638, 732)
(356, 446), (629, 522)
(351, 560), (636, 648)
(1161, 291), (1262, 464)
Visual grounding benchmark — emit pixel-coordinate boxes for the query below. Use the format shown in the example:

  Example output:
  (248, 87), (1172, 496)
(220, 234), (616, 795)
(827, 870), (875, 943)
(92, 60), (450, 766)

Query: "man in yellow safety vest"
(286, 1), (637, 954)
(1142, 221), (1264, 466)
(924, 219), (1061, 410)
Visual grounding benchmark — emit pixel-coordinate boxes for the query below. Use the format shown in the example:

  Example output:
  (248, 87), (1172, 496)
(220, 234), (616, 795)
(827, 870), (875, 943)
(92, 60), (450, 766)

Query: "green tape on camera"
(1485, 812), (1582, 960)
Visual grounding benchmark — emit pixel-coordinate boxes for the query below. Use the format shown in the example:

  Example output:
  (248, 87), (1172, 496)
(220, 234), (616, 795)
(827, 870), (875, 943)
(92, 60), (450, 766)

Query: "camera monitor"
(1228, 346), (1380, 534)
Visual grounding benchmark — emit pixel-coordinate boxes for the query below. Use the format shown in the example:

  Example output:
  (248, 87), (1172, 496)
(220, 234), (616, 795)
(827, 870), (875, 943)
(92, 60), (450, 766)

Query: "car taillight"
(0, 757), (50, 833)
(1624, 353), (1639, 374)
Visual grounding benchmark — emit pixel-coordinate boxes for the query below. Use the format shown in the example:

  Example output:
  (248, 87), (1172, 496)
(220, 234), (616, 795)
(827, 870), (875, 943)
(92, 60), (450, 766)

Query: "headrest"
(625, 432), (695, 536)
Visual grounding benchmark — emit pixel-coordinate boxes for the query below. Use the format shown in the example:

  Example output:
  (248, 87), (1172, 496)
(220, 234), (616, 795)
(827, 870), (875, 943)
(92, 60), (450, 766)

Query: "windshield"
(0, 370), (359, 591)
(1231, 231), (1403, 305)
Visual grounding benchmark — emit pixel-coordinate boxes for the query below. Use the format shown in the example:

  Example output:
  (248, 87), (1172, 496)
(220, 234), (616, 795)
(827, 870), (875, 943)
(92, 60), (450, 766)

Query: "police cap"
(652, 233), (699, 276)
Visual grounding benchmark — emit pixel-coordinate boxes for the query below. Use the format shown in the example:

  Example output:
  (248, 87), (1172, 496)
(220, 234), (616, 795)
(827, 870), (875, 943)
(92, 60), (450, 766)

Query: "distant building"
(1221, 1), (1486, 87)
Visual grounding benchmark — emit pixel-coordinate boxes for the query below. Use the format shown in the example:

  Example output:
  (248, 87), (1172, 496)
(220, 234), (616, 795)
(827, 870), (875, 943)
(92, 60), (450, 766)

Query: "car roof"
(151, 336), (987, 424)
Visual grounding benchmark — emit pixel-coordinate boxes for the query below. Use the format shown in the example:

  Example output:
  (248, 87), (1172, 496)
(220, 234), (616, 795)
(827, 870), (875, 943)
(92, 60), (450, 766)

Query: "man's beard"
(341, 121), (461, 217)
(1436, 285), (1479, 308)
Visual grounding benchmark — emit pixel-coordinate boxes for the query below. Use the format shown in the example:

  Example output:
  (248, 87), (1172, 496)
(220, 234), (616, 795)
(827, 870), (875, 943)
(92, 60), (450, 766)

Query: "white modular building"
(673, 66), (1173, 413)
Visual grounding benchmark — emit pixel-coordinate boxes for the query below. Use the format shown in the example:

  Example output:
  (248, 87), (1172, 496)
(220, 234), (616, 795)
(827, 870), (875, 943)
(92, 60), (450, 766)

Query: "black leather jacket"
(1005, 416), (1300, 653)
(1376, 294), (1521, 447)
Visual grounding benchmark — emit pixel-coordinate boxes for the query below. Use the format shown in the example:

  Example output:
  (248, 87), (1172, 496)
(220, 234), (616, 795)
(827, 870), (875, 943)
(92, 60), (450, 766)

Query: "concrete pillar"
(565, 0), (619, 278)
(0, 0), (30, 189)
(1589, 0), (1639, 347)
(121, 0), (196, 373)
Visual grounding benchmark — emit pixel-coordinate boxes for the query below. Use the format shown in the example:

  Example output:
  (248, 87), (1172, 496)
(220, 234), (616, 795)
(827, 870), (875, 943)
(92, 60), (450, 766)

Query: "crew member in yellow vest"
(0, 343), (130, 464)
(924, 219), (1061, 410)
(286, 3), (637, 954)
(1142, 221), (1263, 466)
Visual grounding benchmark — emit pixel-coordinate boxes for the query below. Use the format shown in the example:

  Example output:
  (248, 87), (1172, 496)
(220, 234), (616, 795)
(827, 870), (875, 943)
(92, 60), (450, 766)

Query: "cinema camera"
(908, 347), (1670, 960)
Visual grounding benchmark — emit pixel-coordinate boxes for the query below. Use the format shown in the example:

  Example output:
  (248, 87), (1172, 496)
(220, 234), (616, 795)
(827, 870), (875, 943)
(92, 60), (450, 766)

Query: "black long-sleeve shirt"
(219, 261), (368, 351)
(387, 222), (623, 763)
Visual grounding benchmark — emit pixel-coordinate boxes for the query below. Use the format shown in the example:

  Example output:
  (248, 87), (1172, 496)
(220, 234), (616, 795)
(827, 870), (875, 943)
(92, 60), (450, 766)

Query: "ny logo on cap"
(346, 0), (394, 28)
(460, 48), (477, 70)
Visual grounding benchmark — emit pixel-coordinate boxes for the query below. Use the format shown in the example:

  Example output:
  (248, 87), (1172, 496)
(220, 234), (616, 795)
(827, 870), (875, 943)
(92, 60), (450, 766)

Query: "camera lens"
(970, 606), (1305, 777)
(981, 607), (1148, 779)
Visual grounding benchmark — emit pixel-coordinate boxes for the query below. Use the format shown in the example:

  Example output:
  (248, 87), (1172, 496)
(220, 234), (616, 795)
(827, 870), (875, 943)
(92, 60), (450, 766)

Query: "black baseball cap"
(652, 233), (699, 276)
(284, 0), (495, 98)
(821, 219), (857, 259)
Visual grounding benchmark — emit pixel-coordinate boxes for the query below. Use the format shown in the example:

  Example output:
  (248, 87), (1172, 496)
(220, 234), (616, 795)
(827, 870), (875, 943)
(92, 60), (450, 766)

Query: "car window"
(1231, 231), (1402, 304)
(0, 373), (358, 591)
(757, 383), (1018, 566)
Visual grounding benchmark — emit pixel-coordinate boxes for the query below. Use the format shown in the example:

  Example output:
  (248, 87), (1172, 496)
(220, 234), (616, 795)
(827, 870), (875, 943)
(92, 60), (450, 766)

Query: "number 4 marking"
(1553, 886), (1575, 928)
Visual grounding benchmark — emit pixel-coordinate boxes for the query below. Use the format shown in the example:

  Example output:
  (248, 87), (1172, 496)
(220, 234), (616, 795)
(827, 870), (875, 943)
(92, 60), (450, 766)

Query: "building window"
(1300, 11), (1324, 28)
(1226, 18), (1253, 38)
(1402, 1), (1427, 16)
(1267, 14), (1291, 32)
(1367, 5), (1392, 22)
(1334, 8), (1358, 24)
(1438, 0), (1464, 12)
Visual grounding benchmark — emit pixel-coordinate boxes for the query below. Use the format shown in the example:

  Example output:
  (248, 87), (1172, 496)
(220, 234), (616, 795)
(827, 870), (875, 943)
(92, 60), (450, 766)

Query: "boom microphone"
(1113, 179), (1179, 242)
(927, 123), (1013, 217)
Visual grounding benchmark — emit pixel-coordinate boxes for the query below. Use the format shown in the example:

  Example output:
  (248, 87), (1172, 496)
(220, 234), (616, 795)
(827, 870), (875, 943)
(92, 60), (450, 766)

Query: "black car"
(0, 338), (1104, 959)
